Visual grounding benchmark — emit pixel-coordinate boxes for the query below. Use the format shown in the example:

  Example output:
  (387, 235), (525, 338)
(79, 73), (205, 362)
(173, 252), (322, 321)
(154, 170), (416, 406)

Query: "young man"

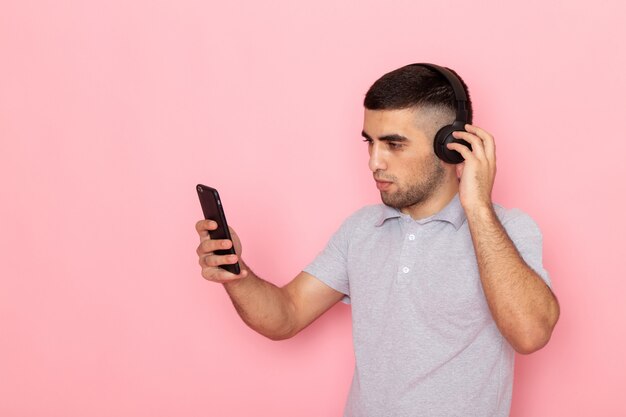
(195, 63), (559, 416)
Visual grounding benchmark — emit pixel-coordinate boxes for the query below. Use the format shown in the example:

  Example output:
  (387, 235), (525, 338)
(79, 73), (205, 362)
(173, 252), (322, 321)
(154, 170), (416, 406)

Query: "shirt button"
(402, 267), (410, 274)
(408, 234), (416, 241)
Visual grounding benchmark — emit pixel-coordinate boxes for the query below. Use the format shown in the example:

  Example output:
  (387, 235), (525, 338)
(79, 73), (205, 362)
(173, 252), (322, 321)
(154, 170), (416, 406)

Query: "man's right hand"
(195, 220), (248, 283)
(194, 219), (344, 340)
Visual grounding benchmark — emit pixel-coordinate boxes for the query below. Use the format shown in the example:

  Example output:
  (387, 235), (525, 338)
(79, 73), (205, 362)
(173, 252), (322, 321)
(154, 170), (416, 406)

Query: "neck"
(400, 173), (459, 220)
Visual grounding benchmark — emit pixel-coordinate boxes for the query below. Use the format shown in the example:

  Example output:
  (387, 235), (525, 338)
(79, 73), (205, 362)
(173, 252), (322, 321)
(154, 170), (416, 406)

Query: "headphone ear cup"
(434, 125), (472, 164)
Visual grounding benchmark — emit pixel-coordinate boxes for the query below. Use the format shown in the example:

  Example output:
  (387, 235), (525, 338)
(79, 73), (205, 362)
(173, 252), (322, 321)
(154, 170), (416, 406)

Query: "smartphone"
(196, 184), (241, 275)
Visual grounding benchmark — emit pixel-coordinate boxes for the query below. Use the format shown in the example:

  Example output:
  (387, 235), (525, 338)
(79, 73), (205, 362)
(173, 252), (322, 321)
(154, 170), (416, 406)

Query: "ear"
(455, 162), (464, 179)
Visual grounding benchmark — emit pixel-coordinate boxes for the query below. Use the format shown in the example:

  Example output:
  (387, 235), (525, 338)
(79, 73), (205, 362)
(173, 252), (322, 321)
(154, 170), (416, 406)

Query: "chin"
(380, 193), (402, 209)
(381, 192), (427, 210)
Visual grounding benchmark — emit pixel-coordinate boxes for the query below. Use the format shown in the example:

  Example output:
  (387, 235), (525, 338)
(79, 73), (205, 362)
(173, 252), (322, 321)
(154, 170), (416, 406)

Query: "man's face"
(362, 108), (446, 211)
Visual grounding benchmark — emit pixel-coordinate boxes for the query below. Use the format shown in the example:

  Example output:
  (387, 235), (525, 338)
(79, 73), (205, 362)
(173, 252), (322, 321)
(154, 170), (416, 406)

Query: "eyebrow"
(361, 131), (410, 142)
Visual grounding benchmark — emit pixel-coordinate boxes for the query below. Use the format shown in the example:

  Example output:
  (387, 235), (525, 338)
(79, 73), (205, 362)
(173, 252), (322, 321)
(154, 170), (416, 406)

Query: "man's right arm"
(195, 220), (344, 340)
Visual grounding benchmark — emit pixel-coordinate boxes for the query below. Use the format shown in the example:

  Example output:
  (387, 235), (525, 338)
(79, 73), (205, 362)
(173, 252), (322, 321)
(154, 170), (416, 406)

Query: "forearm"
(223, 260), (297, 340)
(466, 204), (560, 354)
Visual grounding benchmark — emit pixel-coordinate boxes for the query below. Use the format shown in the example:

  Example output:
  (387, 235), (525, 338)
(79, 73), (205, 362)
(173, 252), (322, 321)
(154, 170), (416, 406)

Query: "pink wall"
(1, 1), (625, 416)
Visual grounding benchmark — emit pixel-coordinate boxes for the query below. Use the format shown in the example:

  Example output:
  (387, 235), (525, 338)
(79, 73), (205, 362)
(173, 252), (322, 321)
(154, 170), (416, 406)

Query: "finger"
(465, 124), (496, 162)
(464, 124), (493, 141)
(202, 265), (249, 283)
(201, 253), (239, 268)
(197, 238), (233, 255)
(195, 219), (218, 239)
(447, 139), (476, 162)
(452, 131), (486, 160)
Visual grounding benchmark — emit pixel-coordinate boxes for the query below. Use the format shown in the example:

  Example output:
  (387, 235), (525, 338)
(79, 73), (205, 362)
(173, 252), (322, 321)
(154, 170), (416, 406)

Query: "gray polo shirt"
(304, 194), (550, 417)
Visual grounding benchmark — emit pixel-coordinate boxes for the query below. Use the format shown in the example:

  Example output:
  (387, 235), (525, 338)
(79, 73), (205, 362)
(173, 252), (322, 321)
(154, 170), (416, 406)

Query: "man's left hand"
(446, 124), (497, 212)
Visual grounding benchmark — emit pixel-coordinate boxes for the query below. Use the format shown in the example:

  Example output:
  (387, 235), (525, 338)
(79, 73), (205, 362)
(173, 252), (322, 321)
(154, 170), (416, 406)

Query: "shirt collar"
(374, 193), (466, 230)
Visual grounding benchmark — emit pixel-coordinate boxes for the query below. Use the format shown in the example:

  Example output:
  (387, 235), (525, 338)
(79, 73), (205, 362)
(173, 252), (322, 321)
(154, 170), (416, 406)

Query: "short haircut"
(363, 64), (473, 124)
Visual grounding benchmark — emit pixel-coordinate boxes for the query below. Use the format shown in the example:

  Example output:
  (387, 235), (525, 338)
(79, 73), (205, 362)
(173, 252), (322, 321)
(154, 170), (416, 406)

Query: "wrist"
(463, 200), (495, 222)
(222, 260), (251, 290)
(223, 273), (248, 290)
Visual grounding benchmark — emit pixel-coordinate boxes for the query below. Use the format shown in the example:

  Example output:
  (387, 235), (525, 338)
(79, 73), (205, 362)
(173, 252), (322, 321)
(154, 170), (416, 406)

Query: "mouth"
(374, 177), (393, 191)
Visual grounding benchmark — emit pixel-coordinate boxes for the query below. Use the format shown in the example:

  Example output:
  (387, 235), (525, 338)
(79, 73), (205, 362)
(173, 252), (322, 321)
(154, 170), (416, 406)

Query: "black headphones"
(414, 63), (471, 164)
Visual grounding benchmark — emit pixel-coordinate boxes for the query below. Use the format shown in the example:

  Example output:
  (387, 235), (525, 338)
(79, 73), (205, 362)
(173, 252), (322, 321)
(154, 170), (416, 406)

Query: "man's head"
(362, 64), (472, 216)
(364, 64), (472, 125)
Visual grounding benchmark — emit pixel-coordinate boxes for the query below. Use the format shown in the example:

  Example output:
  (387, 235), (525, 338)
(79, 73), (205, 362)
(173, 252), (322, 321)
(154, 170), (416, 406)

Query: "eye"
(387, 142), (402, 150)
(362, 138), (373, 145)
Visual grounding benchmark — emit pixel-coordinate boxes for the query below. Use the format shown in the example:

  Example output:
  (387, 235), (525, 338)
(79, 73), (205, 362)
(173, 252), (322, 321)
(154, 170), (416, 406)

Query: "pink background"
(1, 0), (625, 416)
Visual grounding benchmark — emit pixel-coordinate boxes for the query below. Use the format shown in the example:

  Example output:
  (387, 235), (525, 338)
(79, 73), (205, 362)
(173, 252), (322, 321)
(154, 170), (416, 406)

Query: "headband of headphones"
(413, 63), (469, 125)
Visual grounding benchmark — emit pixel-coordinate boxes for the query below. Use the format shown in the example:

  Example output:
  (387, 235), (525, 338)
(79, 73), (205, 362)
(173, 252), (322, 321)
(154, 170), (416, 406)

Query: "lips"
(374, 179), (393, 191)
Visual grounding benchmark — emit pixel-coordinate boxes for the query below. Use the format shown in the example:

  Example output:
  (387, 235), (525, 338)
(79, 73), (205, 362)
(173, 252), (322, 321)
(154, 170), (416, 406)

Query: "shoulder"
(317, 204), (387, 252)
(343, 204), (387, 227)
(493, 203), (543, 238)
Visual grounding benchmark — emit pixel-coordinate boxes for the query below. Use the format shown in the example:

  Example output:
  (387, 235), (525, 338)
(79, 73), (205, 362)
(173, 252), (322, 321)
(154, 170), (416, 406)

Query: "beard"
(378, 155), (445, 210)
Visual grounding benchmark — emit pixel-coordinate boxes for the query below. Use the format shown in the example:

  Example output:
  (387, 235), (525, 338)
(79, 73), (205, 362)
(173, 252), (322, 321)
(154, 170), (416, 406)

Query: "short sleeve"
(303, 219), (352, 304)
(502, 209), (552, 288)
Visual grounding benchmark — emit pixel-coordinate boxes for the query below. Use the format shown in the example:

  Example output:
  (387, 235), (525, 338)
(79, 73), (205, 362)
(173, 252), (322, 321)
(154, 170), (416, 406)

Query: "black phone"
(196, 184), (241, 275)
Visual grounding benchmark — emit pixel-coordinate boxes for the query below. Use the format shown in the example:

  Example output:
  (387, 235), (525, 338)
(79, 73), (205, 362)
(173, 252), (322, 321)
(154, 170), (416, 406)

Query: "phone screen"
(196, 184), (241, 275)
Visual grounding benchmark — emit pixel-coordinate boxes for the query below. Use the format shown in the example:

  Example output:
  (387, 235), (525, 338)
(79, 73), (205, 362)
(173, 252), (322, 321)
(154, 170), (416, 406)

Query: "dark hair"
(364, 64), (473, 124)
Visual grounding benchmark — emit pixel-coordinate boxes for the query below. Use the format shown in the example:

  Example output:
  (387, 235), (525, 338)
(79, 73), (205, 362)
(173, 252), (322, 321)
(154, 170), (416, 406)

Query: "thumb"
(228, 226), (243, 256)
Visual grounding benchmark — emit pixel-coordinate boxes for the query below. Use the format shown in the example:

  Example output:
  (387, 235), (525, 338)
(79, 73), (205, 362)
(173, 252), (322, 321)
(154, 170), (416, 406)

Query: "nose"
(368, 142), (387, 172)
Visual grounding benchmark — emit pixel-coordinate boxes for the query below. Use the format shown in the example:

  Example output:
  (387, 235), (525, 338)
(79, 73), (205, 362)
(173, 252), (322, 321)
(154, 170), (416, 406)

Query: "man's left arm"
(448, 125), (560, 354)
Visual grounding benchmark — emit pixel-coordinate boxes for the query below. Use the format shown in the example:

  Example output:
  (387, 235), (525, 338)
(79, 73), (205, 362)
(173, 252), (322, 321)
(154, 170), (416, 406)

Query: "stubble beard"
(379, 156), (446, 210)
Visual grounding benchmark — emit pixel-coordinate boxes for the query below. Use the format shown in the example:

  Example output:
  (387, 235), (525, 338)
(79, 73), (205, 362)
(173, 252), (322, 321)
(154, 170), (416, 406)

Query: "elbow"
(512, 332), (551, 355)
(240, 319), (295, 341)
(257, 316), (300, 341)
(512, 303), (560, 355)
(510, 324), (553, 354)
(264, 329), (297, 341)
